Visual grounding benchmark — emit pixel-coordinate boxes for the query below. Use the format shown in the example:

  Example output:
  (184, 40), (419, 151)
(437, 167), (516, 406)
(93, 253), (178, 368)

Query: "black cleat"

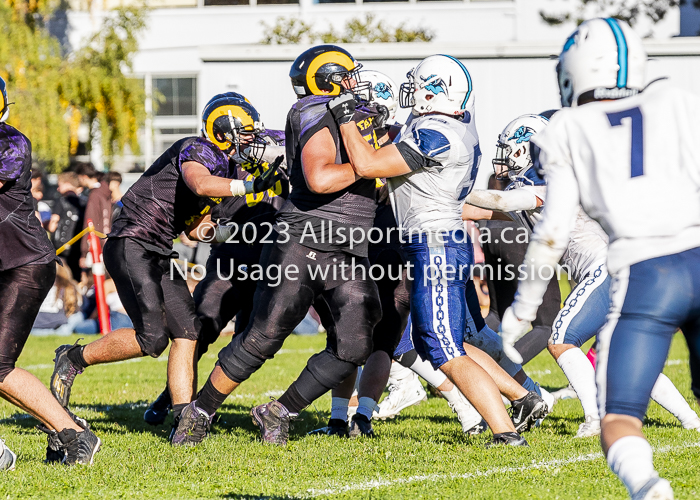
(37, 408), (90, 463)
(308, 418), (348, 437)
(169, 402), (213, 447)
(509, 391), (549, 433)
(487, 432), (528, 448)
(50, 342), (84, 408)
(250, 400), (291, 446)
(348, 414), (375, 439)
(144, 389), (172, 426)
(57, 427), (101, 465)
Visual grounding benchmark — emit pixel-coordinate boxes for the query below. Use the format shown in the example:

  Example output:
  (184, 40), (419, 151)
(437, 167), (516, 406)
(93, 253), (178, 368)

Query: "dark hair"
(71, 161), (98, 178)
(106, 171), (122, 184)
(31, 170), (43, 180)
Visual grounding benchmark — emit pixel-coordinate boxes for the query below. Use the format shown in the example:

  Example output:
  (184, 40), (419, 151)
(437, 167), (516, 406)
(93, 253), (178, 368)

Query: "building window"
(153, 77), (197, 117)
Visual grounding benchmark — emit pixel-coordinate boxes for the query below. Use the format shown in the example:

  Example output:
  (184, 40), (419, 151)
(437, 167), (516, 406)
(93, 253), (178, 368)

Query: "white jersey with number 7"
(531, 82), (700, 274)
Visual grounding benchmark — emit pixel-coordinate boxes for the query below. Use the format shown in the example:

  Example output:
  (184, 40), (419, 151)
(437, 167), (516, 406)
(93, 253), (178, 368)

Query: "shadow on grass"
(221, 495), (305, 500)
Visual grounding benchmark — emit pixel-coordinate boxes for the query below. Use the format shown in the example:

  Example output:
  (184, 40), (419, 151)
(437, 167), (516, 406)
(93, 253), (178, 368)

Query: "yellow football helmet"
(201, 92), (265, 162)
(289, 45), (369, 99)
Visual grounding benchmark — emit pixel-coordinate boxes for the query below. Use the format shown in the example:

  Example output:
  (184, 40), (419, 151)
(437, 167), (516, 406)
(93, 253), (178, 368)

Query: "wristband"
(214, 224), (235, 243)
(229, 179), (247, 197)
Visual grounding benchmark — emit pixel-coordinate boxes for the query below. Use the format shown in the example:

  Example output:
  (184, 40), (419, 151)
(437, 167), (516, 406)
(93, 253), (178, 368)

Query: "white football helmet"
(358, 70), (398, 122)
(557, 17), (647, 107)
(399, 55), (474, 117)
(493, 114), (550, 181)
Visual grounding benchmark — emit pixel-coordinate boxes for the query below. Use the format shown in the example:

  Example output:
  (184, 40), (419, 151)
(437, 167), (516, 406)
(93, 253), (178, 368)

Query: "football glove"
(499, 307), (532, 365)
(251, 155), (284, 194)
(374, 104), (390, 130)
(328, 93), (356, 126)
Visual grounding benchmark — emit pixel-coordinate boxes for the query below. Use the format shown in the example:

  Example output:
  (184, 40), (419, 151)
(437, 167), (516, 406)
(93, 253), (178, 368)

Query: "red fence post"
(87, 219), (111, 335)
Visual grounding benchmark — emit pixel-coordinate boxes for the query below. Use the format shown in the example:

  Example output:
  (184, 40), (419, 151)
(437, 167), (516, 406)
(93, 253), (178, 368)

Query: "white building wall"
(128, 40), (700, 187)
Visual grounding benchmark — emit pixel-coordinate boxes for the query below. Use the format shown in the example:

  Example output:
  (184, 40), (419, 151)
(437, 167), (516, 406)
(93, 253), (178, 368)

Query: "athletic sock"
(520, 376), (541, 396)
(196, 378), (228, 416)
(172, 403), (188, 420)
(67, 345), (88, 370)
(607, 436), (658, 497)
(387, 362), (414, 386)
(330, 397), (350, 422)
(356, 397), (377, 420)
(440, 386), (464, 405)
(408, 356), (448, 388)
(557, 348), (600, 419)
(650, 373), (700, 427)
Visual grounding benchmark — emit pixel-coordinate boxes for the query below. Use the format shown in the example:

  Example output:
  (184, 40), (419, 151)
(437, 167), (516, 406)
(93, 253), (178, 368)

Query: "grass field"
(1, 333), (698, 499)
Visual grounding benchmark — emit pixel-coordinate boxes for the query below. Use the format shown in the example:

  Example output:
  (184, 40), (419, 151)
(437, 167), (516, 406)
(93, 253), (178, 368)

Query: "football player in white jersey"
(326, 54), (543, 446)
(465, 115), (700, 439)
(499, 18), (700, 500)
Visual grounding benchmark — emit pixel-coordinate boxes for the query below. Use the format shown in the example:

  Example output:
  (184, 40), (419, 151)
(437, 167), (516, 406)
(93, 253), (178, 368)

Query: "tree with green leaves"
(261, 14), (433, 45)
(0, 1), (147, 171)
(540, 0), (687, 27)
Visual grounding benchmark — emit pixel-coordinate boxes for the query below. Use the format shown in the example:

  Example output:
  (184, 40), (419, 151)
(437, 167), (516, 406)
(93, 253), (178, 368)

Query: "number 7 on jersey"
(606, 107), (644, 178)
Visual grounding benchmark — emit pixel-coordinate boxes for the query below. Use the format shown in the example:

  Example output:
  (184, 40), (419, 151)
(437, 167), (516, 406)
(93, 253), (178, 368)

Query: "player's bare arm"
(182, 156), (283, 198)
(330, 93), (412, 179)
(301, 127), (360, 194)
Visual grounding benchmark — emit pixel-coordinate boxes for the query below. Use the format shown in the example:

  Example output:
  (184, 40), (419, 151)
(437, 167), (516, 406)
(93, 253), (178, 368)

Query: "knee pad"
(307, 350), (358, 391)
(217, 329), (272, 383)
(465, 325), (505, 363)
(136, 330), (170, 358)
(337, 335), (373, 366)
(395, 348), (418, 368)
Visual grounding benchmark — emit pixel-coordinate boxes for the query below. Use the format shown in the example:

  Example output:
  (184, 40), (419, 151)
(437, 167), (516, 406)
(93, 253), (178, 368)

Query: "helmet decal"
(421, 74), (446, 96)
(373, 82), (392, 100)
(508, 126), (536, 144)
(605, 17), (628, 88)
(562, 32), (577, 53)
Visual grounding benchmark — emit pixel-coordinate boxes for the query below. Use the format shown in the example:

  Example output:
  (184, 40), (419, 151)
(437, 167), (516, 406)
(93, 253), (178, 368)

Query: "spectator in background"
(30, 170), (52, 227)
(72, 162), (112, 269)
(31, 263), (83, 337)
(73, 276), (133, 335)
(106, 171), (123, 204)
(49, 172), (85, 280)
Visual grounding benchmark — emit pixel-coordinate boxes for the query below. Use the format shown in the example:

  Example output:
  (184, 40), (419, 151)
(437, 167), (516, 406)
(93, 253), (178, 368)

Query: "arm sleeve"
(0, 134), (30, 182)
(466, 189), (539, 212)
(511, 124), (580, 321)
(395, 120), (451, 171)
(395, 141), (440, 171)
(179, 139), (228, 175)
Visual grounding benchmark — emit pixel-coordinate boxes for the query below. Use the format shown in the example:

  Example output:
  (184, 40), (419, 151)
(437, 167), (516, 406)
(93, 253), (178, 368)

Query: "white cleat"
(0, 439), (16, 471)
(552, 385), (579, 402)
(449, 391), (487, 435)
(681, 416), (700, 431)
(539, 387), (555, 413)
(575, 415), (601, 438)
(374, 372), (427, 420)
(632, 477), (674, 500)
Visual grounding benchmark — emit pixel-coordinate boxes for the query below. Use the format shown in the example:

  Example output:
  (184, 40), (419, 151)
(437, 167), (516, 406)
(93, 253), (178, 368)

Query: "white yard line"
(304, 442), (700, 498)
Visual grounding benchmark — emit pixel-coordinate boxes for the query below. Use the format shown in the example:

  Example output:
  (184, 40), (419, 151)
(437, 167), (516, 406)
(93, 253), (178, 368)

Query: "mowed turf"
(1, 333), (699, 499)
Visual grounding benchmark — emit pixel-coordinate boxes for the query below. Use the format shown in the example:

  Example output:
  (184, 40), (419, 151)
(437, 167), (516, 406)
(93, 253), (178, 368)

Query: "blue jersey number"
(606, 107), (644, 178)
